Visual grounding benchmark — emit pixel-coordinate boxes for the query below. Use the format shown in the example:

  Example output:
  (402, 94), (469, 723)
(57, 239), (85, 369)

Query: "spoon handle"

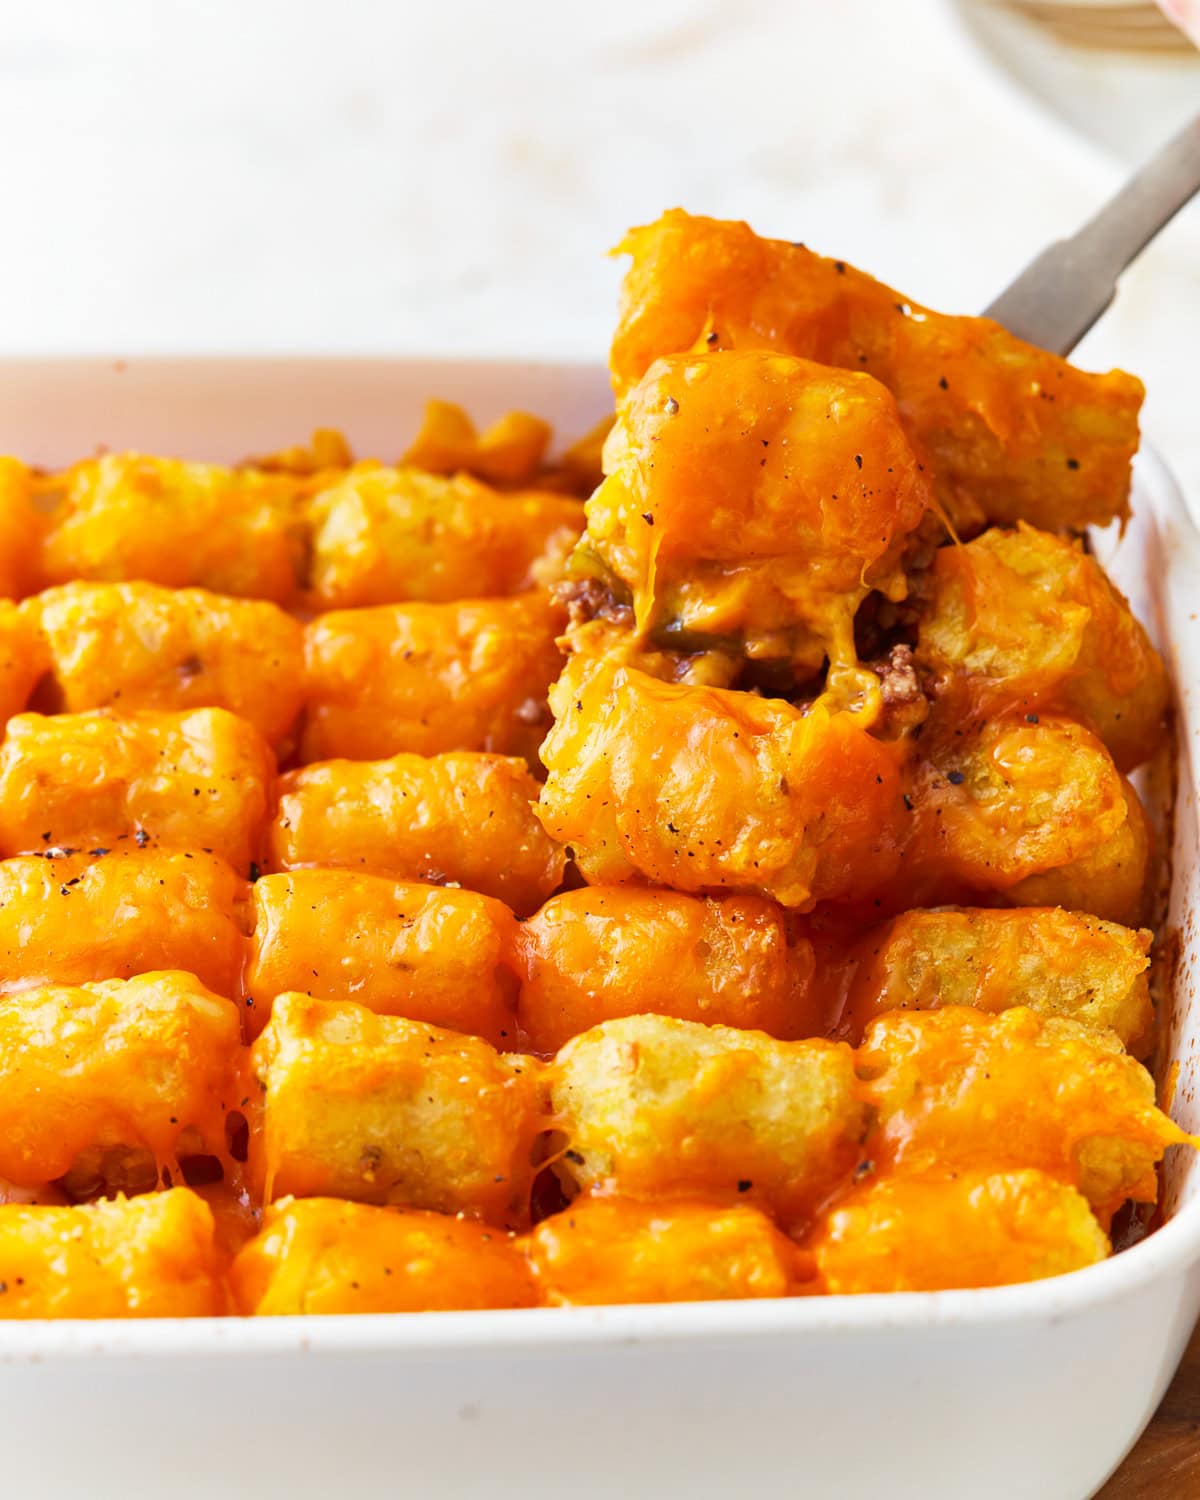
(983, 112), (1200, 355)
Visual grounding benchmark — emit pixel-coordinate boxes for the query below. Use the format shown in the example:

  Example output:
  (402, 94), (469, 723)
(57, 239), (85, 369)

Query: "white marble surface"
(2, 0), (1198, 498)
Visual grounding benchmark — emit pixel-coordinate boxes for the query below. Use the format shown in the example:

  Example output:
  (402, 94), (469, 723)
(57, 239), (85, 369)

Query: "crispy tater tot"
(522, 1196), (802, 1305)
(24, 581), (305, 748)
(551, 1013), (864, 1227)
(838, 906), (1153, 1053)
(248, 427), (353, 476)
(248, 994), (544, 1226)
(0, 458), (44, 598)
(859, 1006), (1193, 1222)
(231, 1197), (536, 1315)
(808, 1169), (1109, 1293)
(265, 750), (564, 916)
(0, 707), (275, 873)
(0, 972), (240, 1190)
(245, 870), (520, 1045)
(610, 210), (1143, 533)
(36, 452), (308, 604)
(1005, 773), (1150, 925)
(581, 350), (929, 682)
(903, 715), (1149, 926)
(0, 1189), (223, 1318)
(516, 886), (823, 1053)
(402, 400), (552, 488)
(305, 465), (583, 609)
(300, 593), (564, 765)
(0, 850), (250, 1000)
(537, 655), (908, 910)
(917, 525), (1167, 771)
(0, 600), (46, 727)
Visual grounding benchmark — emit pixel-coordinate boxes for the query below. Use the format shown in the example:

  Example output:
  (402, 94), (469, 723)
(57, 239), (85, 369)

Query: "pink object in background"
(1157, 0), (1200, 44)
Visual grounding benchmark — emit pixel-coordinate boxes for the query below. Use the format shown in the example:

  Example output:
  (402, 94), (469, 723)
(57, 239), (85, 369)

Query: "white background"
(1, 0), (1197, 495)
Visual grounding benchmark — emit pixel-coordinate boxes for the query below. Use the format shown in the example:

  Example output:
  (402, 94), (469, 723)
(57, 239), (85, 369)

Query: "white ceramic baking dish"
(0, 357), (1197, 1500)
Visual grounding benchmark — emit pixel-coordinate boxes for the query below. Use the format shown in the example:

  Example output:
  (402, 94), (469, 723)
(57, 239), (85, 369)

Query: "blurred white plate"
(954, 0), (1200, 160)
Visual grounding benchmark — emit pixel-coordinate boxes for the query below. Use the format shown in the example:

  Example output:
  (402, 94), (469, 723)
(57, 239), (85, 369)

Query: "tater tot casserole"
(0, 210), (1192, 1319)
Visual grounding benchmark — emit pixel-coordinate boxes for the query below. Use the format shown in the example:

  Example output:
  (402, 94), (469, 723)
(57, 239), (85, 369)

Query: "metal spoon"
(983, 110), (1200, 354)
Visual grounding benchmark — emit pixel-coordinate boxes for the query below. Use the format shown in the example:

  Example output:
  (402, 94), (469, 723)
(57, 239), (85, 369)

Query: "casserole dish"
(0, 356), (1197, 1500)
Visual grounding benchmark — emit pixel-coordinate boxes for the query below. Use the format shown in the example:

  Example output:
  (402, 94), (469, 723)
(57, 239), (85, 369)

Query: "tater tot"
(1007, 774), (1150, 925)
(551, 1014), (865, 1226)
(840, 906), (1153, 1052)
(537, 656), (908, 910)
(610, 210), (1143, 533)
(0, 849), (250, 1000)
(245, 870), (520, 1045)
(231, 1197), (536, 1315)
(401, 400), (551, 488)
(0, 972), (240, 1189)
(0, 707), (275, 873)
(265, 750), (564, 916)
(860, 1006), (1193, 1222)
(516, 887), (823, 1053)
(521, 1196), (802, 1305)
(834, 906), (1152, 1050)
(0, 1189), (224, 1319)
(582, 350), (929, 681)
(903, 716), (1149, 926)
(300, 592), (565, 765)
(36, 453), (307, 604)
(0, 458), (45, 599)
(917, 525), (1167, 772)
(808, 1169), (1109, 1293)
(0, 600), (46, 727)
(24, 581), (306, 748)
(305, 465), (583, 609)
(249, 426), (353, 476)
(249, 994), (544, 1225)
